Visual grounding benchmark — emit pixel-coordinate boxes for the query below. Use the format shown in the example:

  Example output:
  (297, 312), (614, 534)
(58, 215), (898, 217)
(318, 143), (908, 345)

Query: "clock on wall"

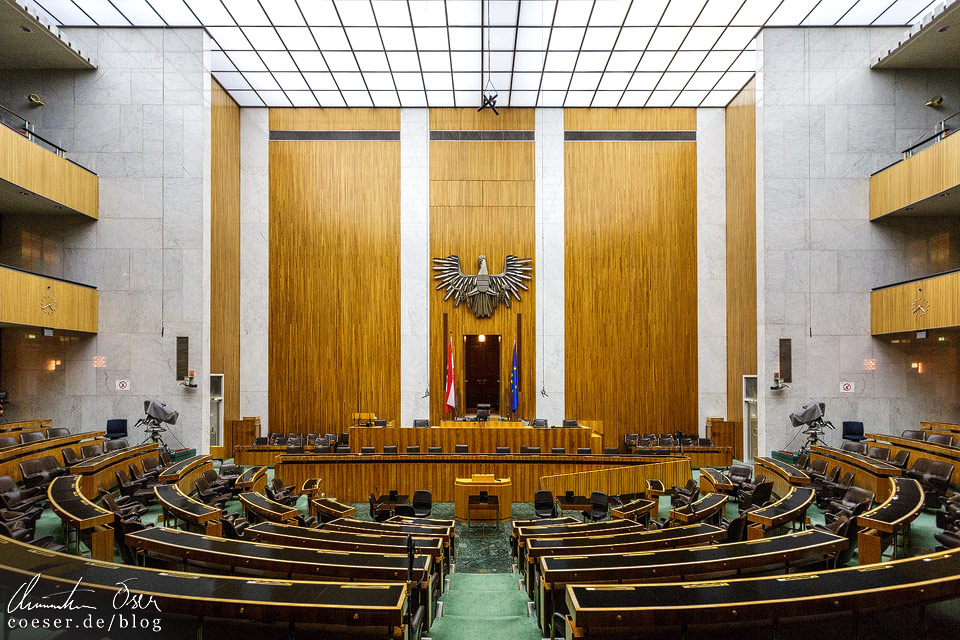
(40, 295), (57, 315)
(912, 295), (928, 317)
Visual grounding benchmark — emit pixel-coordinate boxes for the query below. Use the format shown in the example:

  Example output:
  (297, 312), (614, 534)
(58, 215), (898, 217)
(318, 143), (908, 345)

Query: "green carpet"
(427, 573), (541, 640)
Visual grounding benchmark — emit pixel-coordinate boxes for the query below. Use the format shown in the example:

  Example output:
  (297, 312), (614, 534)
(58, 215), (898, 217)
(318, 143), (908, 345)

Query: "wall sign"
(840, 381), (855, 393)
(116, 379), (130, 391)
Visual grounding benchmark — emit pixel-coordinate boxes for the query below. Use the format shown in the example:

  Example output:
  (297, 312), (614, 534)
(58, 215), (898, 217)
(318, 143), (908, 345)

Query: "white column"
(239, 108), (269, 433)
(400, 109), (430, 425)
(696, 108), (727, 434)
(535, 108), (565, 424)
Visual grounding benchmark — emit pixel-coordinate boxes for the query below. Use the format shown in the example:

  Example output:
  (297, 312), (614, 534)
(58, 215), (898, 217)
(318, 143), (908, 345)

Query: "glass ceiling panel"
(39, 0), (933, 107)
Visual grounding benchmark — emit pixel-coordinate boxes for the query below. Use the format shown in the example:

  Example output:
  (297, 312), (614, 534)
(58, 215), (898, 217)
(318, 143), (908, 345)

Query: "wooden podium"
(454, 474), (512, 523)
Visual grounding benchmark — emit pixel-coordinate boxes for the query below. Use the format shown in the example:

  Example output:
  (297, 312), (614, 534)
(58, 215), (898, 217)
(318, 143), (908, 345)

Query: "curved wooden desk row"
(921, 421), (960, 435)
(239, 491), (299, 523)
(157, 454), (213, 492)
(867, 432), (960, 488)
(809, 445), (900, 501)
(754, 456), (811, 497)
(275, 453), (684, 503)
(629, 445), (733, 468)
(610, 498), (656, 523)
(311, 496), (357, 521)
(235, 464), (267, 492)
(347, 425), (600, 457)
(69, 443), (159, 498)
(0, 418), (51, 434)
(326, 517), (455, 565)
(47, 475), (115, 561)
(538, 529), (847, 631)
(699, 467), (733, 493)
(563, 549), (960, 638)
(387, 516), (456, 528)
(0, 536), (411, 639)
(154, 484), (222, 535)
(669, 492), (728, 525)
(0, 430), (106, 483)
(746, 486), (815, 538)
(857, 477), (926, 565)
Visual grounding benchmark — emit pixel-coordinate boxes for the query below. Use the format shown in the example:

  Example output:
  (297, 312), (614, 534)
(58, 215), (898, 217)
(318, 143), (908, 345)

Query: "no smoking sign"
(840, 381), (855, 393)
(116, 379), (130, 391)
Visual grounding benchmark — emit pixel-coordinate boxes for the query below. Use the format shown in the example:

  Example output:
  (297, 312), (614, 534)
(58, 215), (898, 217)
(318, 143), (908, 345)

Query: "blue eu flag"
(510, 340), (519, 414)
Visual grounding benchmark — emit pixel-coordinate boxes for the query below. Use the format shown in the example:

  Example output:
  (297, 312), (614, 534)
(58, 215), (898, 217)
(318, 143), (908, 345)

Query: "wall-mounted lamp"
(27, 93), (44, 107)
(925, 94), (944, 108)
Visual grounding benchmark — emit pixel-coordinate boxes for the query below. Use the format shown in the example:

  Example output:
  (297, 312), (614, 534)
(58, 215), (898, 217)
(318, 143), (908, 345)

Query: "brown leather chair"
(129, 464), (160, 488)
(840, 440), (868, 455)
(867, 446), (890, 461)
(115, 470), (154, 505)
(0, 437), (18, 449)
(535, 490), (557, 518)
(220, 513), (250, 539)
(19, 432), (46, 444)
(670, 479), (698, 507)
(141, 457), (162, 480)
(62, 448), (82, 468)
(817, 471), (854, 508)
(581, 491), (609, 522)
(808, 458), (829, 483)
(890, 449), (910, 469)
(905, 458), (955, 506)
(104, 438), (128, 452)
(99, 488), (148, 518)
(159, 451), (173, 467)
(825, 486), (875, 523)
(202, 469), (228, 490)
(728, 464), (752, 491)
(901, 430), (925, 441)
(412, 490), (432, 518)
(0, 476), (45, 511)
(19, 457), (66, 489)
(738, 480), (774, 512)
(195, 477), (228, 508)
(814, 465), (841, 492)
(80, 444), (104, 459)
(926, 433), (955, 447)
(46, 427), (70, 438)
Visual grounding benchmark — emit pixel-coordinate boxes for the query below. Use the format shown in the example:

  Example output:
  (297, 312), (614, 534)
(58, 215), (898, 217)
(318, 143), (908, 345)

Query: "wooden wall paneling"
(563, 108), (697, 131)
(429, 108), (534, 131)
(0, 265), (97, 332)
(725, 79), (757, 460)
(269, 108), (400, 131)
(564, 134), (698, 452)
(269, 134), (401, 433)
(348, 426), (597, 454)
(274, 455), (671, 503)
(211, 81), (241, 453)
(871, 270), (960, 335)
(429, 121), (536, 424)
(0, 123), (98, 218)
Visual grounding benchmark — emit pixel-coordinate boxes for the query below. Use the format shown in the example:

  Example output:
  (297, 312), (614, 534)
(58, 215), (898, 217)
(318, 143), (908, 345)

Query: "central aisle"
(427, 573), (542, 640)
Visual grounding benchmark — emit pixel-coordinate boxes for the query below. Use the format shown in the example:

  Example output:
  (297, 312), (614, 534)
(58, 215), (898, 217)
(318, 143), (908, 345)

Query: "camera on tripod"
(134, 400), (179, 453)
(789, 402), (835, 455)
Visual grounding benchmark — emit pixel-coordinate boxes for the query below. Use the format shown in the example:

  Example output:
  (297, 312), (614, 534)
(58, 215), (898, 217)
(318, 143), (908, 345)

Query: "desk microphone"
(406, 534), (415, 582)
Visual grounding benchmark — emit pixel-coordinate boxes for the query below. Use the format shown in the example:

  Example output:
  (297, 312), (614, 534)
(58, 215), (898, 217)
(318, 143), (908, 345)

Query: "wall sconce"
(925, 94), (944, 108)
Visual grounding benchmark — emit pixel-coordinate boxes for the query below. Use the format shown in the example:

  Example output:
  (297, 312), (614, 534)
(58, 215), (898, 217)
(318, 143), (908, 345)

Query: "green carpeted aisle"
(427, 573), (541, 640)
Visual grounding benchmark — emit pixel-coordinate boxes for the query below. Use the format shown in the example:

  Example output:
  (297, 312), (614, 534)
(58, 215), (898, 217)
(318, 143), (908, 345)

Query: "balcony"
(0, 105), (98, 219)
(871, 269), (960, 336)
(0, 264), (97, 333)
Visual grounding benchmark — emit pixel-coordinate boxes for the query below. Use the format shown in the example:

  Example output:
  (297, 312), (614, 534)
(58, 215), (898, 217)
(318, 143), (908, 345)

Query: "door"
(464, 335), (501, 414)
(743, 375), (758, 460)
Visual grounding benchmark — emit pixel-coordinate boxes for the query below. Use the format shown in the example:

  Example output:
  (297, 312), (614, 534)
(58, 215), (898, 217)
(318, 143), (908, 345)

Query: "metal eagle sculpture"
(432, 254), (533, 318)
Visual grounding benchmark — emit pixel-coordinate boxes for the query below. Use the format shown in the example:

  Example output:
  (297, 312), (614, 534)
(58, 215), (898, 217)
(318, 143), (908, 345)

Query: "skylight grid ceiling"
(35, 0), (937, 108)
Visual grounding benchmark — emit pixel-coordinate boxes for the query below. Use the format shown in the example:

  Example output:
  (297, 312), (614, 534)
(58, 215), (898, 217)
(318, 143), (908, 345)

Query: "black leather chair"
(360, 446), (376, 454)
(19, 432), (46, 444)
(840, 440), (868, 455)
(271, 477), (295, 496)
(817, 471), (854, 508)
(551, 447), (565, 454)
(935, 530), (960, 549)
(670, 479), (698, 507)
(413, 419), (430, 428)
(220, 514), (249, 539)
(99, 488), (147, 518)
(927, 433), (955, 447)
(406, 445), (421, 454)
(202, 469), (228, 491)
(334, 445), (349, 454)
(576, 447), (591, 455)
(496, 446), (510, 454)
(218, 463), (241, 488)
(286, 444), (304, 454)
(115, 470), (154, 505)
(0, 477), (44, 512)
(603, 447), (619, 455)
(936, 494), (960, 531)
(867, 446), (890, 461)
(721, 510), (750, 542)
(521, 446), (541, 454)
(841, 421), (865, 442)
(807, 459), (829, 483)
(129, 464), (161, 488)
(905, 458), (955, 506)
(0, 437), (18, 448)
(383, 445), (398, 454)
(373, 420), (387, 427)
(46, 427), (69, 438)
(534, 490), (557, 518)
(412, 490), (432, 517)
(531, 419), (548, 428)
(562, 419), (578, 427)
(658, 436), (675, 447)
(393, 504), (416, 517)
(581, 491), (608, 522)
(814, 466), (841, 493)
(369, 494), (390, 522)
(455, 444), (468, 454)
(624, 434), (639, 452)
(698, 438), (714, 445)
(428, 446), (442, 454)
(901, 430), (925, 441)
